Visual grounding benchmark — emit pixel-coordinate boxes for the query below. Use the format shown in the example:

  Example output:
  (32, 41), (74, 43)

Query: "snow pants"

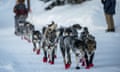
(105, 14), (115, 30)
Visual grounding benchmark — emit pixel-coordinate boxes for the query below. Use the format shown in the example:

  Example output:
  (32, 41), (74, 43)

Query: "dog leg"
(49, 48), (55, 65)
(85, 52), (90, 69)
(75, 54), (80, 69)
(27, 33), (31, 43)
(65, 48), (71, 69)
(89, 53), (95, 68)
(43, 48), (47, 63)
(33, 42), (37, 52)
(42, 41), (48, 62)
(48, 47), (51, 63)
(67, 48), (71, 64)
(54, 45), (57, 58)
(60, 47), (66, 64)
(36, 41), (41, 55)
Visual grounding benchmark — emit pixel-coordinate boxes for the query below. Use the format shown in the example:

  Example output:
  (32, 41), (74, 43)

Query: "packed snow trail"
(0, 0), (120, 72)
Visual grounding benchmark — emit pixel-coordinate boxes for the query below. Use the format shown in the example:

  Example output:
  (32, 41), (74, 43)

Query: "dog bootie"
(85, 66), (90, 69)
(89, 64), (94, 68)
(82, 61), (85, 66)
(49, 61), (54, 65)
(43, 57), (47, 63)
(36, 49), (40, 55)
(65, 63), (71, 69)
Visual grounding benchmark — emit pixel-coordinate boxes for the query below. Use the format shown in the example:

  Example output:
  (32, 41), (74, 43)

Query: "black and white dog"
(59, 24), (83, 69)
(32, 30), (42, 55)
(24, 21), (35, 42)
(80, 27), (96, 69)
(42, 22), (58, 64)
(59, 27), (72, 69)
(72, 39), (85, 69)
(84, 34), (96, 69)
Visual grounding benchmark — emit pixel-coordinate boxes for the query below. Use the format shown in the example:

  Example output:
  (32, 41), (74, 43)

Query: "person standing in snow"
(13, 0), (28, 34)
(101, 0), (116, 32)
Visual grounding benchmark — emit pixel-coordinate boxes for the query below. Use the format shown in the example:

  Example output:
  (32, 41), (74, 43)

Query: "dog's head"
(72, 24), (82, 30)
(83, 27), (89, 35)
(64, 27), (73, 36)
(48, 21), (57, 32)
(74, 39), (84, 49)
(86, 39), (96, 54)
(25, 21), (32, 27)
(74, 39), (85, 55)
(33, 30), (40, 37)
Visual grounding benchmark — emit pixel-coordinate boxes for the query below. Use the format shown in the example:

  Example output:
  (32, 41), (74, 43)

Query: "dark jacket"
(14, 3), (28, 16)
(101, 0), (116, 15)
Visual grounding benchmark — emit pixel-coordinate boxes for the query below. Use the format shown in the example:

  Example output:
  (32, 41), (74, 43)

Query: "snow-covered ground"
(0, 0), (120, 72)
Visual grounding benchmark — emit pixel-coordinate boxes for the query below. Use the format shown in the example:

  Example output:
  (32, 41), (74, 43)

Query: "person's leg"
(109, 15), (115, 30)
(105, 14), (111, 30)
(105, 14), (115, 32)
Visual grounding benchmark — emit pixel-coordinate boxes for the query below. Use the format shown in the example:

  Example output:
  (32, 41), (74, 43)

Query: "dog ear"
(48, 24), (57, 31)
(72, 24), (82, 29)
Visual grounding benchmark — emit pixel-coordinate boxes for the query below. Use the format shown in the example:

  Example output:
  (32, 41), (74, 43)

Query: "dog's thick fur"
(72, 39), (85, 69)
(42, 22), (58, 64)
(32, 30), (42, 54)
(84, 34), (96, 69)
(24, 22), (34, 35)
(24, 21), (35, 42)
(59, 24), (84, 69)
(80, 27), (96, 69)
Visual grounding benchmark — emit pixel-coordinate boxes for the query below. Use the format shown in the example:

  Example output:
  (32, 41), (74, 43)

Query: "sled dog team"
(13, 0), (96, 69)
(14, 20), (96, 70)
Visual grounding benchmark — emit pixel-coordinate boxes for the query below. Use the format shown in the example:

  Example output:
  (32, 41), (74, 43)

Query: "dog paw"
(81, 62), (85, 66)
(89, 64), (94, 68)
(76, 66), (80, 69)
(36, 49), (40, 55)
(85, 66), (90, 69)
(65, 63), (71, 69)
(43, 57), (47, 63)
(49, 61), (54, 65)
